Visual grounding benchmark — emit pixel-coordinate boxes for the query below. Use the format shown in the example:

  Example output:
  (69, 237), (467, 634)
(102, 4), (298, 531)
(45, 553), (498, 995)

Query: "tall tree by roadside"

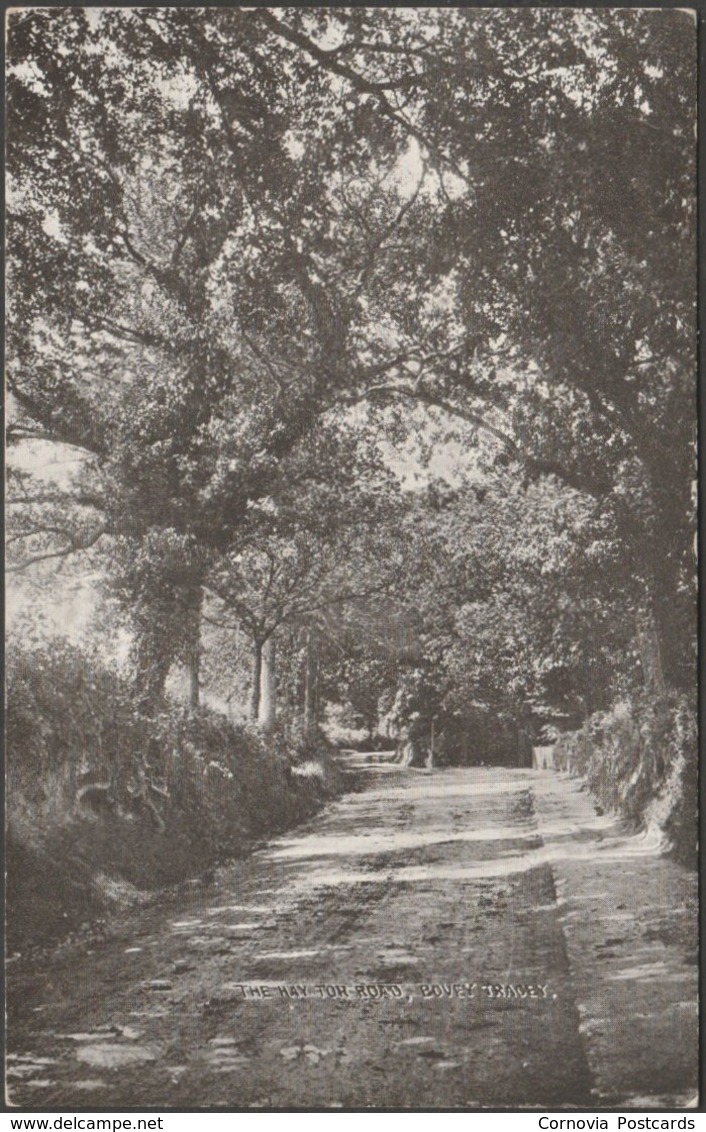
(203, 421), (404, 725)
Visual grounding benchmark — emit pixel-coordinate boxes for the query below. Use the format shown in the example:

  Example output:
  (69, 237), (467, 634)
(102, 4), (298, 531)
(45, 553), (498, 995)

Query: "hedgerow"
(6, 640), (342, 950)
(553, 692), (697, 867)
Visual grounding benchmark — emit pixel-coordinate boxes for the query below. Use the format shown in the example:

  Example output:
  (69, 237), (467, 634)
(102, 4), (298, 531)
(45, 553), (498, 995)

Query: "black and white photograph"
(5, 5), (699, 1112)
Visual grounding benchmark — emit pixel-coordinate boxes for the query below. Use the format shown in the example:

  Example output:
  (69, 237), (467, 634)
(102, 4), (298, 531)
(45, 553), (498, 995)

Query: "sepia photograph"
(5, 5), (699, 1111)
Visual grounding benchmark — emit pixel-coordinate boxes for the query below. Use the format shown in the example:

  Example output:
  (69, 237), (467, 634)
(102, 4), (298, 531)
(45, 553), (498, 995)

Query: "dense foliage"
(6, 6), (696, 905)
(7, 640), (341, 948)
(553, 692), (697, 865)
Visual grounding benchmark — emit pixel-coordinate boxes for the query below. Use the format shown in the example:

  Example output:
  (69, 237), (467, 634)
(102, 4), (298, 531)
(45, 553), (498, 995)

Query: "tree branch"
(171, 191), (202, 269)
(255, 11), (405, 94)
(256, 10), (472, 191)
(241, 333), (285, 396)
(365, 380), (521, 456)
(7, 546), (77, 572)
(7, 378), (108, 457)
(89, 316), (165, 349)
(6, 486), (106, 509)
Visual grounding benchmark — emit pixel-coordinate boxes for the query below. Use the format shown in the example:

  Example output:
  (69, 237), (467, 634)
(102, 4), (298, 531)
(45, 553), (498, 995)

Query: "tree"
(203, 419), (404, 726)
(371, 463), (651, 763)
(8, 8), (695, 710)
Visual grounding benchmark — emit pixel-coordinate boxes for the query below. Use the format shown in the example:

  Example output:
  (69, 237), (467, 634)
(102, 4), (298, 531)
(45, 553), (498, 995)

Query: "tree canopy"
(7, 7), (696, 735)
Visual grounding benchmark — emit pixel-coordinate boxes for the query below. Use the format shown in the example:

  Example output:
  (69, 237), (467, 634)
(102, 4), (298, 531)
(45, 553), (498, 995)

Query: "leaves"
(7, 8), (695, 723)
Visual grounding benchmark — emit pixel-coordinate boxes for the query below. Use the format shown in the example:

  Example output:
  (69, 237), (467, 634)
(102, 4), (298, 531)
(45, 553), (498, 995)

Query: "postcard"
(5, 5), (698, 1111)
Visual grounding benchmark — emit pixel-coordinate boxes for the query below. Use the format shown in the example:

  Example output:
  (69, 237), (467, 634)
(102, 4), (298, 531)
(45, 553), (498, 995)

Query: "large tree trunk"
(258, 636), (277, 733)
(185, 589), (202, 711)
(303, 626), (319, 727)
(635, 444), (695, 694)
(133, 642), (169, 710)
(133, 630), (171, 716)
(250, 639), (263, 722)
(635, 606), (667, 701)
(648, 556), (695, 695)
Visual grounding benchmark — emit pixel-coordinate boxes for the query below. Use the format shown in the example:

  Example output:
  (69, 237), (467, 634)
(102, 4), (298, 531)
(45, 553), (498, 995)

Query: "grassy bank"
(552, 692), (697, 868)
(7, 641), (345, 953)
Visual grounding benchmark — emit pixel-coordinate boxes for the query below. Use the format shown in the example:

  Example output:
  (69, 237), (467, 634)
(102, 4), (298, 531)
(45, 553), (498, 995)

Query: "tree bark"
(134, 630), (170, 716)
(636, 607), (667, 701)
(185, 588), (202, 711)
(250, 639), (263, 722)
(304, 626), (319, 727)
(259, 636), (277, 733)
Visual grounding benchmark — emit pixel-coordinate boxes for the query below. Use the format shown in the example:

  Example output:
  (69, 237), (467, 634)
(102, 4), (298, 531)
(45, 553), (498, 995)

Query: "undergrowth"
(553, 691), (697, 868)
(6, 640), (344, 951)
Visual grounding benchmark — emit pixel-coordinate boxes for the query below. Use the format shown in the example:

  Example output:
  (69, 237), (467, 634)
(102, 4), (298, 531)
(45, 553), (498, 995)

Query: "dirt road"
(7, 757), (698, 1110)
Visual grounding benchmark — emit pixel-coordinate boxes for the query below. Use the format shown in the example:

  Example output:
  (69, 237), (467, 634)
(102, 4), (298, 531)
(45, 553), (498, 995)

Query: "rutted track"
(7, 757), (697, 1109)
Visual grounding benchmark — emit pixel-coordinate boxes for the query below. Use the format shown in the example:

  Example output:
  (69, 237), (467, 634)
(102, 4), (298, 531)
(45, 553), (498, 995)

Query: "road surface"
(7, 756), (698, 1110)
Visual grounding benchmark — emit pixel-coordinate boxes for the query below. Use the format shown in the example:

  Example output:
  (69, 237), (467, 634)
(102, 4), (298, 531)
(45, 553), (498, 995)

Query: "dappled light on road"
(7, 757), (697, 1109)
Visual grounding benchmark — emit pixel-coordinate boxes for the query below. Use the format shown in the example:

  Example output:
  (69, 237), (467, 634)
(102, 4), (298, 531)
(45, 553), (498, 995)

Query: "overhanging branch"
(365, 380), (521, 458)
